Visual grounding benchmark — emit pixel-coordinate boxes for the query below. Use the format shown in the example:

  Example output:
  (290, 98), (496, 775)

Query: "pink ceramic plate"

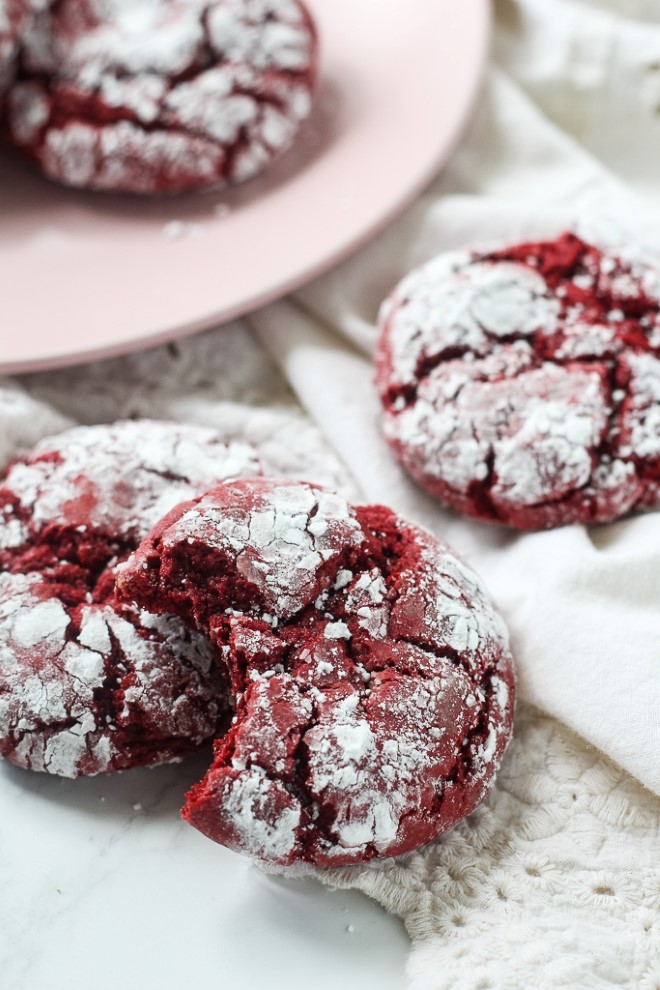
(0, 0), (489, 374)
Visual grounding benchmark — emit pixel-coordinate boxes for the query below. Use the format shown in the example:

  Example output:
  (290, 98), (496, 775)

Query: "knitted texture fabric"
(282, 704), (660, 990)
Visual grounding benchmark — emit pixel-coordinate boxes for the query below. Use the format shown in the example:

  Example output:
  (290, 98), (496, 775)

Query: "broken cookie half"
(0, 420), (262, 775)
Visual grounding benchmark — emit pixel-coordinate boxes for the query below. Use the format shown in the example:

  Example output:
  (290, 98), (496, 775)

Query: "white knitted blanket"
(284, 706), (660, 990)
(2, 1), (659, 986)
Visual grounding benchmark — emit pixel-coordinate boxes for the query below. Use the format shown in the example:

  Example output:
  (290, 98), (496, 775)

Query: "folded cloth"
(495, 0), (660, 206)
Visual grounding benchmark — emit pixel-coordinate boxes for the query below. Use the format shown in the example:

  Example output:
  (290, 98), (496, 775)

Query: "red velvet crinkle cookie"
(0, 420), (263, 776)
(375, 232), (660, 530)
(6, 0), (318, 193)
(118, 478), (515, 867)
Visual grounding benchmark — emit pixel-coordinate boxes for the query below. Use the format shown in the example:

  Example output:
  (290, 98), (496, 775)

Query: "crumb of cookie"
(118, 478), (515, 867)
(375, 231), (660, 530)
(0, 420), (263, 776)
(5, 0), (318, 194)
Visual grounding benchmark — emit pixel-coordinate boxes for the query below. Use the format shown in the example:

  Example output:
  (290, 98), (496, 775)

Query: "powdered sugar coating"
(6, 0), (317, 193)
(119, 478), (515, 866)
(376, 232), (660, 530)
(161, 480), (364, 619)
(0, 571), (228, 776)
(0, 418), (261, 555)
(0, 420), (265, 776)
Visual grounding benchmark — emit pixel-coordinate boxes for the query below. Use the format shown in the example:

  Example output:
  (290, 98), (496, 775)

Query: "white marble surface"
(0, 748), (409, 990)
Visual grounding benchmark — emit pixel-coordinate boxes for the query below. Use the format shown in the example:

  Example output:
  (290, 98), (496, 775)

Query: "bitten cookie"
(0, 420), (262, 776)
(375, 232), (660, 530)
(118, 478), (515, 867)
(5, 0), (318, 193)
